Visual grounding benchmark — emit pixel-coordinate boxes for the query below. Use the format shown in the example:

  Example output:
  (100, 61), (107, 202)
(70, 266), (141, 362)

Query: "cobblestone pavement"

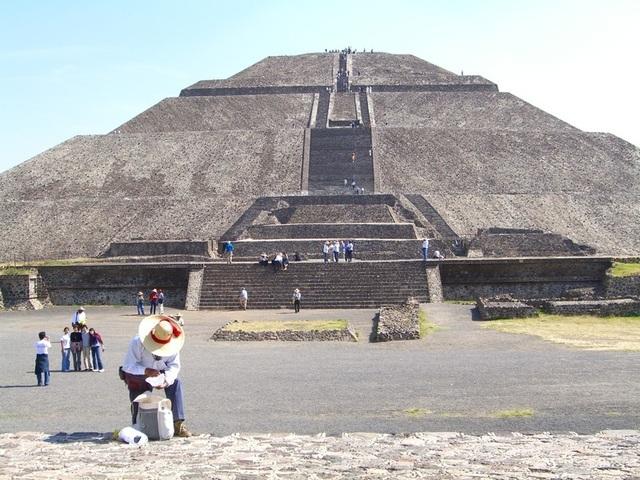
(1, 430), (639, 479)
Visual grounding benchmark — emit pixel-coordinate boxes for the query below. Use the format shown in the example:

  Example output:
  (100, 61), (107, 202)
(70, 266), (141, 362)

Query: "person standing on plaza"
(88, 327), (105, 372)
(35, 331), (51, 386)
(292, 288), (302, 313)
(60, 327), (71, 372)
(239, 288), (248, 310)
(71, 307), (86, 329)
(69, 324), (83, 371)
(121, 315), (192, 437)
(422, 238), (430, 262)
(81, 324), (93, 371)
(136, 291), (145, 315)
(149, 289), (159, 315)
(158, 289), (165, 314)
(224, 241), (234, 264)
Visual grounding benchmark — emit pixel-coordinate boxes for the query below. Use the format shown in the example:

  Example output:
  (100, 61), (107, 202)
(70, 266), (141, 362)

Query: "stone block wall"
(222, 239), (451, 260)
(244, 223), (417, 240)
(542, 298), (640, 316)
(38, 265), (190, 307)
(0, 274), (48, 310)
(605, 275), (640, 298)
(476, 296), (538, 320)
(103, 240), (214, 258)
(375, 303), (421, 341)
(441, 257), (610, 301)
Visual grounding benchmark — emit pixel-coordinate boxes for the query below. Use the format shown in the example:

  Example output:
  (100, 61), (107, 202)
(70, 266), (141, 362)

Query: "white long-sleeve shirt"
(122, 335), (180, 386)
(35, 339), (51, 354)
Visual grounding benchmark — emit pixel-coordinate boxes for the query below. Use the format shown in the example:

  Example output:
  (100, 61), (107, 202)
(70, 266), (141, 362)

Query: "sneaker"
(98, 369), (104, 373)
(173, 421), (192, 438)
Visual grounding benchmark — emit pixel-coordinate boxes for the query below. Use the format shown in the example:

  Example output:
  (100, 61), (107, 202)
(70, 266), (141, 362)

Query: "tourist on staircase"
(239, 288), (248, 310)
(224, 241), (234, 264)
(422, 238), (430, 262)
(322, 241), (329, 263)
(292, 288), (302, 313)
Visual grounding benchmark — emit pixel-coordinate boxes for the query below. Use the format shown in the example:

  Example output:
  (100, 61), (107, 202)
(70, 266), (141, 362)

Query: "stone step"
(244, 223), (416, 240)
(198, 260), (430, 309)
(217, 239), (450, 260)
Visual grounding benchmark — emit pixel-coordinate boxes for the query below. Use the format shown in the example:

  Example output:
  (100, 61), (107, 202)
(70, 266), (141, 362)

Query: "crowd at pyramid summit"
(0, 50), (638, 262)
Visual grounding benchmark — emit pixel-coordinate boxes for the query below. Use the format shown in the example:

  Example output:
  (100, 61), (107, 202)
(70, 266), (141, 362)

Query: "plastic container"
(133, 393), (174, 440)
(118, 426), (148, 446)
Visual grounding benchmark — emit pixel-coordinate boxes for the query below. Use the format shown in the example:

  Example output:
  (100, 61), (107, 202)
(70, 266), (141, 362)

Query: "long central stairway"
(199, 260), (430, 309)
(308, 128), (374, 194)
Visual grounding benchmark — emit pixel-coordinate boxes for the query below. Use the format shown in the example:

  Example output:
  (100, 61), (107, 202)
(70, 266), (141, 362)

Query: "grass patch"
(0, 267), (34, 276)
(483, 313), (640, 351)
(490, 408), (534, 419)
(444, 299), (476, 305)
(609, 262), (640, 277)
(403, 407), (431, 418)
(223, 319), (348, 333)
(418, 309), (438, 338)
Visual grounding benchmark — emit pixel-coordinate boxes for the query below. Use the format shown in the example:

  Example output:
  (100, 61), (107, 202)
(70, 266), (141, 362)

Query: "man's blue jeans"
(61, 348), (71, 371)
(422, 247), (429, 261)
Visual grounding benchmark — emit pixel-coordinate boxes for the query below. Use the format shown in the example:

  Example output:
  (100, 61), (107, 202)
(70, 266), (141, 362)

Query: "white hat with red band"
(138, 315), (185, 356)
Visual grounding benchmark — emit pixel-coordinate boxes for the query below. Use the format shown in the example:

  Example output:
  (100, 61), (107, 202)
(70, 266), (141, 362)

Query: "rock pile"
(376, 301), (420, 341)
(211, 321), (357, 342)
(476, 294), (538, 320)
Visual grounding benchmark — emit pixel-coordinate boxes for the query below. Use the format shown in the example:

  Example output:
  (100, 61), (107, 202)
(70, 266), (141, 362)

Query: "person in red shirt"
(149, 289), (159, 314)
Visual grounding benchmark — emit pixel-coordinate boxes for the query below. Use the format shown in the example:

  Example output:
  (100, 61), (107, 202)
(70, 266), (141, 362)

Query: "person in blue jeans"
(88, 327), (105, 372)
(136, 291), (145, 315)
(422, 238), (430, 262)
(60, 327), (71, 372)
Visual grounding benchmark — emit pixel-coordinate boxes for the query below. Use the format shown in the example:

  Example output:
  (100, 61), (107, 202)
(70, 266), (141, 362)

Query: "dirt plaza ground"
(2, 304), (640, 478)
(1, 303), (639, 436)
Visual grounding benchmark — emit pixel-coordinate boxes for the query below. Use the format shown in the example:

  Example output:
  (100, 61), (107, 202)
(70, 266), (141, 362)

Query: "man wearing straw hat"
(122, 314), (192, 437)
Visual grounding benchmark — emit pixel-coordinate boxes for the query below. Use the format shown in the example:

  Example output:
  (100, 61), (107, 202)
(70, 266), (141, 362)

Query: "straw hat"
(138, 315), (185, 356)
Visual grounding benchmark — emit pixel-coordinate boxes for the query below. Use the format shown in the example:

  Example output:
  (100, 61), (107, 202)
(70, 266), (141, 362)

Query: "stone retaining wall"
(375, 303), (420, 341)
(245, 223), (417, 240)
(441, 257), (610, 301)
(542, 298), (640, 316)
(103, 240), (214, 258)
(38, 265), (190, 307)
(0, 274), (48, 310)
(605, 275), (640, 298)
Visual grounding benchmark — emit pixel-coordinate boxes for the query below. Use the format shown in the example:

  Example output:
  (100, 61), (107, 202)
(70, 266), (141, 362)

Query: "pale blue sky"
(1, 0), (638, 173)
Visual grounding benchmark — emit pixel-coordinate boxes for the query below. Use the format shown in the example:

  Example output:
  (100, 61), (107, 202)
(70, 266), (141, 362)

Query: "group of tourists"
(34, 308), (106, 386)
(259, 252), (291, 271)
(421, 238), (445, 262)
(323, 240), (355, 263)
(136, 289), (165, 315)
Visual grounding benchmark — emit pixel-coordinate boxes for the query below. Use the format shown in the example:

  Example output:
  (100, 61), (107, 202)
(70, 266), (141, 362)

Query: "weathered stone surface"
(372, 91), (576, 130)
(2, 430), (639, 479)
(114, 94), (315, 133)
(184, 53), (335, 89)
(376, 302), (421, 341)
(542, 298), (640, 316)
(211, 321), (357, 341)
(476, 295), (538, 320)
(376, 128), (640, 254)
